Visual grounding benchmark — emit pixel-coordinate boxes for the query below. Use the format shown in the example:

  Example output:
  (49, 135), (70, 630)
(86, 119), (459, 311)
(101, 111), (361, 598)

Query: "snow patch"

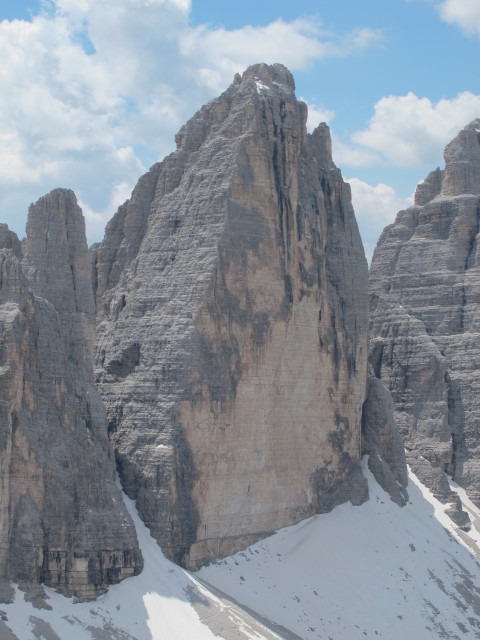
(254, 79), (271, 94)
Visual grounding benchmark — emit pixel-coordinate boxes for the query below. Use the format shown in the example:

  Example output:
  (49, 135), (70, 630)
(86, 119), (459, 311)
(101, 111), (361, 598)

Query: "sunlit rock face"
(94, 63), (370, 569)
(0, 190), (142, 601)
(369, 119), (480, 518)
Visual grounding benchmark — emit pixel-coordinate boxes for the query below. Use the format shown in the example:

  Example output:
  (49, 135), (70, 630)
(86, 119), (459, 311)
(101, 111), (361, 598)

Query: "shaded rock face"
(0, 191), (142, 601)
(94, 63), (370, 569)
(369, 119), (480, 517)
(361, 366), (408, 506)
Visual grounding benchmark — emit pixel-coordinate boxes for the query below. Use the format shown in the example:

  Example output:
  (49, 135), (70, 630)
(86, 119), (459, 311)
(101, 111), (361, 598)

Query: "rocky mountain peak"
(240, 62), (296, 90)
(174, 62), (304, 157)
(23, 188), (93, 313)
(0, 191), (142, 601)
(442, 118), (480, 197)
(414, 119), (480, 205)
(93, 62), (374, 570)
(444, 118), (480, 166)
(310, 121), (336, 169)
(0, 224), (21, 257)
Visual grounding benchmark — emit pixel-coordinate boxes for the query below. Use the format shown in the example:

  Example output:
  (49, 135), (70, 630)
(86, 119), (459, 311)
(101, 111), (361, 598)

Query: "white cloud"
(0, 1), (383, 242)
(331, 136), (382, 168)
(349, 91), (480, 167)
(344, 27), (385, 52)
(436, 0), (480, 36)
(79, 178), (135, 245)
(302, 99), (335, 133)
(179, 20), (383, 93)
(348, 178), (413, 225)
(347, 178), (414, 263)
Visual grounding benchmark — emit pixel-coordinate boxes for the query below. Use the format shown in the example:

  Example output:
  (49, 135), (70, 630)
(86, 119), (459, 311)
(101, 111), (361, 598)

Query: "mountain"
(369, 119), (480, 524)
(92, 62), (380, 569)
(0, 191), (142, 602)
(1, 63), (480, 640)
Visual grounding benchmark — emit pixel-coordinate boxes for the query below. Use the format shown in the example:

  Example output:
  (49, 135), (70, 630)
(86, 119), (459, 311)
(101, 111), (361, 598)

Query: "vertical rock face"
(94, 63), (370, 569)
(361, 366), (408, 506)
(0, 191), (142, 601)
(369, 119), (480, 516)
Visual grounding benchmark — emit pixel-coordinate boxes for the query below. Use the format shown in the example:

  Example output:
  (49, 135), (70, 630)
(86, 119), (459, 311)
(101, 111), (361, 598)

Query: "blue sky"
(0, 0), (479, 258)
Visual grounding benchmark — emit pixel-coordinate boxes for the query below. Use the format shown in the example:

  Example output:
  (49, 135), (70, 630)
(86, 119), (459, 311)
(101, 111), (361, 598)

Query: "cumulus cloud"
(0, 0), (383, 241)
(180, 19), (332, 93)
(180, 21), (383, 92)
(302, 100), (335, 133)
(78, 178), (136, 244)
(348, 178), (413, 225)
(347, 178), (414, 262)
(331, 136), (382, 168)
(343, 91), (480, 168)
(436, 0), (480, 36)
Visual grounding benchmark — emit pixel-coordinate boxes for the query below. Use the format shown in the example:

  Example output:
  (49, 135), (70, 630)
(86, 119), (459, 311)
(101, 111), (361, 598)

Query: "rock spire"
(0, 190), (142, 601)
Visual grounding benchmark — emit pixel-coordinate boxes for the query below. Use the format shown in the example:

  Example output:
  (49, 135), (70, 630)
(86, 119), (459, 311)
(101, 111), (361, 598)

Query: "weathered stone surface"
(369, 119), (480, 520)
(414, 167), (444, 206)
(0, 190), (142, 601)
(94, 63), (369, 569)
(361, 366), (408, 506)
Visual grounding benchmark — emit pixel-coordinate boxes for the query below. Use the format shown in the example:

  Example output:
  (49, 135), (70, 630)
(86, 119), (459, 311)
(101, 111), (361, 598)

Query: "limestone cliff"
(369, 119), (480, 520)
(0, 190), (142, 601)
(94, 63), (370, 569)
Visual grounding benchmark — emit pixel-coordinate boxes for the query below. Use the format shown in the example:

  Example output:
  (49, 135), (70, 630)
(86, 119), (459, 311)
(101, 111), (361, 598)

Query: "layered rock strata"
(0, 190), (142, 601)
(94, 63), (370, 569)
(369, 119), (480, 518)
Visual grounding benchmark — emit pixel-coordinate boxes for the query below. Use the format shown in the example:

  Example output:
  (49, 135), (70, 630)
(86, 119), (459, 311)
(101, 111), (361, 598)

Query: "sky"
(0, 0), (479, 259)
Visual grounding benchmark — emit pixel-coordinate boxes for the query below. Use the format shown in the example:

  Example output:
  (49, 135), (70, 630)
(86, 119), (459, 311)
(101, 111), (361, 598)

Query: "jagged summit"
(174, 61), (305, 156)
(239, 62), (296, 89)
(442, 117), (480, 197)
(415, 118), (480, 205)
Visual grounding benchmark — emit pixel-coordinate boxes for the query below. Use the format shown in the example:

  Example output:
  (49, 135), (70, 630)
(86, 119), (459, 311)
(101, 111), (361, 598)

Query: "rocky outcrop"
(361, 366), (408, 506)
(369, 119), (480, 521)
(94, 63), (370, 570)
(0, 190), (142, 601)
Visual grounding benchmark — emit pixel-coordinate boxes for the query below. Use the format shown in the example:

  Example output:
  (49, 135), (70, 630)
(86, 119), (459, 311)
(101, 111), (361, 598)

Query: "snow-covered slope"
(199, 461), (480, 639)
(2, 461), (480, 639)
(0, 492), (286, 640)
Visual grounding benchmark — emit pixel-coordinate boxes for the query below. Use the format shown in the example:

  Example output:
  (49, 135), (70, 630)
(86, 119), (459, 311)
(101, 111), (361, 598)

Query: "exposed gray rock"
(414, 167), (444, 206)
(369, 119), (480, 522)
(362, 366), (409, 506)
(94, 63), (369, 569)
(0, 190), (142, 601)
